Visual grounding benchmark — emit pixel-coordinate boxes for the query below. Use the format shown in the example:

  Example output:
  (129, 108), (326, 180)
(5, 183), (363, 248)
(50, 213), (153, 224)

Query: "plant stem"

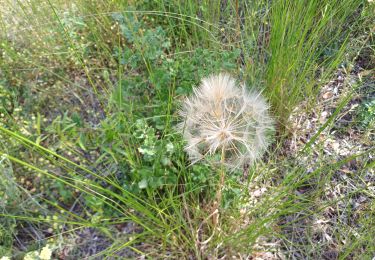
(213, 146), (226, 225)
(216, 146), (226, 204)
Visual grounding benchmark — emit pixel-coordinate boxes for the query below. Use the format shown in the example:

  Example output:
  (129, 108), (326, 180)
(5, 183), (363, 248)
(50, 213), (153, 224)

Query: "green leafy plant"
(356, 99), (375, 129)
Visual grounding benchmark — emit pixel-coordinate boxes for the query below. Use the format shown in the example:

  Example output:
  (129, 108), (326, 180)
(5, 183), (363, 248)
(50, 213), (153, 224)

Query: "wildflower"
(23, 251), (39, 260)
(39, 244), (53, 260)
(178, 73), (273, 169)
(23, 244), (53, 260)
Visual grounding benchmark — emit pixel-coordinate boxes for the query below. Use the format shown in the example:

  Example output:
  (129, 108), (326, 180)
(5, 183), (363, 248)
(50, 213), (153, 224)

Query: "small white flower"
(0, 154), (8, 164)
(178, 73), (273, 169)
(23, 244), (54, 260)
(39, 244), (53, 260)
(24, 251), (39, 260)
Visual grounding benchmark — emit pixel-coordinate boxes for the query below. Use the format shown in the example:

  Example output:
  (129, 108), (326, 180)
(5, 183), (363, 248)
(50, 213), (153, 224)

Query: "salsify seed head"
(178, 73), (274, 169)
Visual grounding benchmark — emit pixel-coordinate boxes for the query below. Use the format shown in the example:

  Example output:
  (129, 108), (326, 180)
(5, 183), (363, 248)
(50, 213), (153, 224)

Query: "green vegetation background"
(0, 0), (374, 258)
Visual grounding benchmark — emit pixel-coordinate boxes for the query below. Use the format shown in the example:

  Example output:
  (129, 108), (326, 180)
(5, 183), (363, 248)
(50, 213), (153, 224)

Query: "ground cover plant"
(0, 0), (374, 259)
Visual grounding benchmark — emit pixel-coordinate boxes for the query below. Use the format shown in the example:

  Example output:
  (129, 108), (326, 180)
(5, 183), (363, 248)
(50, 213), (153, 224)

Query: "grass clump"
(0, 0), (374, 258)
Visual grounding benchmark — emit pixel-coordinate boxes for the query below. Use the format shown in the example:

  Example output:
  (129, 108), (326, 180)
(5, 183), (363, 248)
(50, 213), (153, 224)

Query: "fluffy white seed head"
(178, 73), (273, 169)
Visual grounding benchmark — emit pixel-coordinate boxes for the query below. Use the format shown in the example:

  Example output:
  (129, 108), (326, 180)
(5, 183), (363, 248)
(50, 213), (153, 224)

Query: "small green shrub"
(356, 99), (375, 130)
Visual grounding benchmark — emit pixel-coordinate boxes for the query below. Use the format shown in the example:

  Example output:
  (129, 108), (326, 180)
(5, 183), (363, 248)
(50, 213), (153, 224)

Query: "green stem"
(216, 147), (226, 204)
